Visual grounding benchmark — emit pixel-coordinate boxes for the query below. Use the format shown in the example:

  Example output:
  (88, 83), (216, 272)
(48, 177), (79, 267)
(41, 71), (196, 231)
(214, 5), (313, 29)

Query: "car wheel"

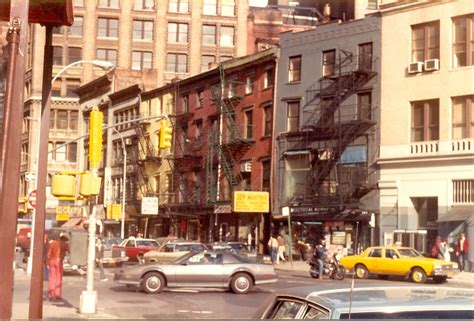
(354, 264), (369, 279)
(309, 272), (318, 278)
(433, 276), (447, 284)
(142, 272), (165, 294)
(411, 267), (427, 283)
(230, 273), (253, 294)
(333, 266), (345, 280)
(377, 274), (389, 280)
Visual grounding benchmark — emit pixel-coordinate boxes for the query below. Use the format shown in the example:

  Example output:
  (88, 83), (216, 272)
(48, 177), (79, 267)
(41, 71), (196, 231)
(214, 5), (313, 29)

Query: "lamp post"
(111, 127), (127, 239)
(28, 58), (114, 319)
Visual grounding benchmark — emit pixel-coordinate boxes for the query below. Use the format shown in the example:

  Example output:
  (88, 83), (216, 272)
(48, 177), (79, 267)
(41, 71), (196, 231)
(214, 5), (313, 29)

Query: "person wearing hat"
(47, 233), (69, 301)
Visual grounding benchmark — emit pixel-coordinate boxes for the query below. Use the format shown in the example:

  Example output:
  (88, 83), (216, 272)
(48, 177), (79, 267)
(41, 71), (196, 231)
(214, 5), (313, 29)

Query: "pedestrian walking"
(277, 234), (286, 264)
(47, 233), (69, 301)
(443, 240), (452, 262)
(96, 237), (108, 281)
(267, 235), (278, 264)
(455, 232), (469, 272)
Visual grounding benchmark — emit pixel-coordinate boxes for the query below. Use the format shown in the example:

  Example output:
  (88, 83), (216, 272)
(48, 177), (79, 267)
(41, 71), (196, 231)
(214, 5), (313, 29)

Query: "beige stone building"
(377, 0), (473, 265)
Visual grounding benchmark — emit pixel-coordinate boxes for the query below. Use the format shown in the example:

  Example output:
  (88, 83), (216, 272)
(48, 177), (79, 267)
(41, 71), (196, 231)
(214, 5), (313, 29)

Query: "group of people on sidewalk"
(267, 232), (290, 264)
(432, 232), (470, 272)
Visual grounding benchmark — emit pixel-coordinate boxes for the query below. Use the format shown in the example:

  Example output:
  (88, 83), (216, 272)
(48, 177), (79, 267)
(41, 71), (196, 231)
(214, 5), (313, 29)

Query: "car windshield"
(137, 240), (159, 247)
(397, 248), (423, 258)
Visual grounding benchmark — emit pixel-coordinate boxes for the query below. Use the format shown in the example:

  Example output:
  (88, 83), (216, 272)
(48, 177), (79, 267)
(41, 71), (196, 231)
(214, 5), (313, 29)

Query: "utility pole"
(0, 1), (28, 319)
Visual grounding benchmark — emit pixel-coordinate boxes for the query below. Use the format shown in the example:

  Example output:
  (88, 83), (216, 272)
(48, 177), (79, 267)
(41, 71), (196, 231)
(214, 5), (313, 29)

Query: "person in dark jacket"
(455, 232), (470, 272)
(313, 240), (326, 279)
(95, 237), (107, 281)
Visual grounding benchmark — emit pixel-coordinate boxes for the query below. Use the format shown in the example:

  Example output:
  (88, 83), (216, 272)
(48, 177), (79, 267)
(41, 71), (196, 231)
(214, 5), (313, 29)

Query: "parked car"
(113, 237), (159, 262)
(259, 286), (474, 319)
(339, 246), (459, 283)
(114, 251), (277, 294)
(101, 238), (128, 266)
(143, 240), (208, 264)
(207, 242), (272, 263)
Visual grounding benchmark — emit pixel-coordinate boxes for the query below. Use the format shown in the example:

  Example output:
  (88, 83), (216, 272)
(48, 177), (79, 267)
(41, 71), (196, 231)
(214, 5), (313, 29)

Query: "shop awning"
(437, 206), (474, 222)
(61, 217), (85, 228)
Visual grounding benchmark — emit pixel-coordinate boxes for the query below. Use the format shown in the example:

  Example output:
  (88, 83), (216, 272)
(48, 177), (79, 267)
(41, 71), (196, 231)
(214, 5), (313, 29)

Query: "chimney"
(323, 3), (331, 22)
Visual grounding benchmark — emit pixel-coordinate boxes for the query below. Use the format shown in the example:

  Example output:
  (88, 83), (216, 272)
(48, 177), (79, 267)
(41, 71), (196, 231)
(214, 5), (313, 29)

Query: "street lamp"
(28, 58), (114, 318)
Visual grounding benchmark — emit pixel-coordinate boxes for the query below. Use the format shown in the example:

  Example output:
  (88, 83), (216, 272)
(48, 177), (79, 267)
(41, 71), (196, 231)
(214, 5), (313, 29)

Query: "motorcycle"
(308, 253), (345, 280)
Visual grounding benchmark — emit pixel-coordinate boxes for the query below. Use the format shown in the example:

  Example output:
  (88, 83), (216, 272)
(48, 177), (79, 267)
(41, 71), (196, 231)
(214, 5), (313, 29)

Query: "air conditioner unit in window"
(408, 61), (424, 74)
(240, 162), (252, 173)
(424, 58), (440, 71)
(124, 138), (133, 146)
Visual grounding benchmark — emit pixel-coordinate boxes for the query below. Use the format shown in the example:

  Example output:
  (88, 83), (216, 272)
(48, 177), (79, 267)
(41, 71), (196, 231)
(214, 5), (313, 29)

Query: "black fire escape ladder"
(132, 122), (159, 197)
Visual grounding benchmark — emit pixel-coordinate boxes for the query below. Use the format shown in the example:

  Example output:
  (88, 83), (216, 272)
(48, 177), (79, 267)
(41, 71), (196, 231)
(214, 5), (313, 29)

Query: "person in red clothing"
(455, 232), (469, 272)
(47, 233), (69, 301)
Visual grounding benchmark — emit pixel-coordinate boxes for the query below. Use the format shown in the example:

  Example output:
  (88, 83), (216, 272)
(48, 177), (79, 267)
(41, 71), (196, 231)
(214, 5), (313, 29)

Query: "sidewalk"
(274, 260), (474, 286)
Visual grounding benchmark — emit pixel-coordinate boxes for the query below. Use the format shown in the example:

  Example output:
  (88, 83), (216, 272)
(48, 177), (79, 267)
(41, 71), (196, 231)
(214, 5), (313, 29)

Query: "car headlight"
(434, 264), (442, 269)
(121, 250), (126, 257)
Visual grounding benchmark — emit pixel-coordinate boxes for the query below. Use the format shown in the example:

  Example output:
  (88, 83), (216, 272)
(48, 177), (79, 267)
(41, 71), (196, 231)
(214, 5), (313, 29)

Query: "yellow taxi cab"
(339, 246), (458, 283)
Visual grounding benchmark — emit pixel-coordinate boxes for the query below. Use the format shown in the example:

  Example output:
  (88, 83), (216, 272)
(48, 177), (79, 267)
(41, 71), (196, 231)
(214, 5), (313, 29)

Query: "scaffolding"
(279, 49), (378, 210)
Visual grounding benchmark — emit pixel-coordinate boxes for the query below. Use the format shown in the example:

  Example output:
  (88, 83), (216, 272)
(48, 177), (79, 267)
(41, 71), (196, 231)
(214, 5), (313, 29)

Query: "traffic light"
(89, 109), (103, 169)
(159, 119), (173, 149)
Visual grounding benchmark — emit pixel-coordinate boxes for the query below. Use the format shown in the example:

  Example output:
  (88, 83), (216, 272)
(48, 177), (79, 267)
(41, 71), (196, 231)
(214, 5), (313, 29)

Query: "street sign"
(141, 197), (158, 215)
(28, 189), (37, 209)
(25, 172), (36, 181)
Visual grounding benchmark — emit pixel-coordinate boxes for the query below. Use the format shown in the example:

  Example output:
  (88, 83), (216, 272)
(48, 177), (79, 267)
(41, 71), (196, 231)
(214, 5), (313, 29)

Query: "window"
(52, 25), (63, 34)
(245, 74), (254, 94)
(68, 142), (78, 162)
(168, 0), (188, 13)
(132, 51), (152, 70)
(97, 48), (117, 66)
(452, 95), (473, 139)
(201, 55), (215, 71)
(134, 0), (154, 10)
(385, 249), (398, 259)
(182, 95), (189, 113)
(195, 120), (203, 143)
(453, 15), (474, 67)
(133, 20), (153, 40)
(98, 0), (119, 8)
(202, 25), (216, 45)
(203, 0), (216, 15)
(287, 101), (299, 132)
(69, 16), (83, 36)
(57, 110), (68, 130)
(98, 18), (119, 38)
(369, 248), (382, 258)
(262, 160), (270, 192)
(220, 26), (234, 47)
(322, 50), (335, 76)
(245, 109), (253, 139)
(167, 22), (188, 43)
(197, 90), (204, 108)
(357, 92), (371, 120)
(50, 109), (78, 131)
(166, 53), (188, 73)
(288, 56), (301, 82)
(66, 79), (80, 98)
(221, 0), (235, 16)
(411, 21), (439, 62)
(284, 153), (310, 202)
(68, 47), (82, 64)
(69, 111), (78, 131)
(53, 46), (63, 65)
(264, 68), (274, 89)
(51, 80), (61, 97)
(56, 142), (66, 162)
(358, 42), (372, 70)
(411, 99), (439, 142)
(73, 0), (84, 6)
(263, 103), (272, 136)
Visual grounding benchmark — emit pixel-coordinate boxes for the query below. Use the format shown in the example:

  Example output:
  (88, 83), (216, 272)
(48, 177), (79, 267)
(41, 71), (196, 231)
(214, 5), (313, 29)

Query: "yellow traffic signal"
(89, 110), (103, 169)
(159, 119), (173, 149)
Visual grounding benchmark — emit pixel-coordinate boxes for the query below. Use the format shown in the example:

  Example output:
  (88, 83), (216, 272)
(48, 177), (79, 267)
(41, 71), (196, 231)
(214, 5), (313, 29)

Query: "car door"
(173, 252), (225, 287)
(384, 248), (402, 275)
(364, 248), (383, 273)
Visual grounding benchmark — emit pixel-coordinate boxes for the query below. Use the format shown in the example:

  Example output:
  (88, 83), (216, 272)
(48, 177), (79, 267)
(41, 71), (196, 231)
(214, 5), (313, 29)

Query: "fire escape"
(284, 50), (377, 211)
(133, 120), (161, 198)
(207, 65), (254, 203)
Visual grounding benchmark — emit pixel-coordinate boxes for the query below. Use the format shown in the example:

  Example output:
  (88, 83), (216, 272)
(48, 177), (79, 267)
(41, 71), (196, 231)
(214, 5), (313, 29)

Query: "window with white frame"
(202, 25), (216, 45)
(69, 16), (83, 36)
(452, 15), (473, 67)
(203, 0), (217, 15)
(134, 0), (154, 10)
(245, 74), (254, 94)
(287, 101), (299, 132)
(411, 21), (440, 63)
(98, 17), (119, 38)
(263, 102), (272, 136)
(97, 48), (117, 66)
(98, 0), (119, 8)
(263, 68), (274, 89)
(132, 51), (153, 70)
(221, 0), (235, 16)
(133, 20), (153, 41)
(168, 0), (188, 13)
(288, 55), (301, 82)
(284, 153), (310, 202)
(411, 99), (439, 142)
(220, 26), (234, 47)
(452, 95), (473, 139)
(244, 108), (253, 139)
(166, 53), (188, 73)
(53, 46), (63, 65)
(168, 22), (188, 43)
(358, 42), (372, 70)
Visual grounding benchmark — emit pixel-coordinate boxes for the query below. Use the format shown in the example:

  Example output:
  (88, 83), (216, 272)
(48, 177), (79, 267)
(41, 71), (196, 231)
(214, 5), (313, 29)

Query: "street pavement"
(12, 261), (474, 320)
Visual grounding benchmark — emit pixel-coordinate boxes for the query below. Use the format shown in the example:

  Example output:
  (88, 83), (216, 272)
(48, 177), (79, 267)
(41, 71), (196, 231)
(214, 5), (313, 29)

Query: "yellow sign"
(55, 208), (70, 222)
(233, 191), (269, 213)
(107, 204), (123, 220)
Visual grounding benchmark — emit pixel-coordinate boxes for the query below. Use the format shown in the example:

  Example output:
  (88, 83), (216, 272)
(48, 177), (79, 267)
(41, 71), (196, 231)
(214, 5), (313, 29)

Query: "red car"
(113, 237), (159, 262)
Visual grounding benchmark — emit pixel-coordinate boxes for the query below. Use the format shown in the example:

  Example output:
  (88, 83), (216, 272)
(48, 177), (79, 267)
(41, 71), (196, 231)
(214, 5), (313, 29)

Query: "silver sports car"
(114, 251), (277, 294)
